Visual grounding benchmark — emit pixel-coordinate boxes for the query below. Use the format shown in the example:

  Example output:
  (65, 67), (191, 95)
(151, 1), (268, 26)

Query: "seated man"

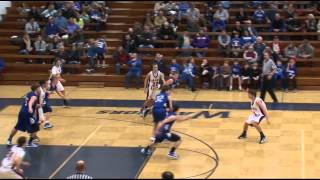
(297, 39), (315, 60)
(192, 30), (211, 58)
(212, 4), (229, 32)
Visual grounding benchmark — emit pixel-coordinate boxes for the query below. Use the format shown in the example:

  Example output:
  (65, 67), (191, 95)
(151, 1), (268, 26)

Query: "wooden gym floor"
(1, 85), (320, 178)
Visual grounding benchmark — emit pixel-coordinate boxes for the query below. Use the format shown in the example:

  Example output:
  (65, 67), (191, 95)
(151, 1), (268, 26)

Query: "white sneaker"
(6, 140), (13, 146)
(168, 152), (179, 160)
(26, 143), (39, 148)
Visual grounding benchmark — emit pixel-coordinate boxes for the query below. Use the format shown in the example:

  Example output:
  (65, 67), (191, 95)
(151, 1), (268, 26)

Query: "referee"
(260, 52), (278, 103)
(67, 160), (93, 179)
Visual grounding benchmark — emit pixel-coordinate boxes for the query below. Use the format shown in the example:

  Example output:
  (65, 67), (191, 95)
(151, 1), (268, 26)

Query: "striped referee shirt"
(66, 173), (93, 179)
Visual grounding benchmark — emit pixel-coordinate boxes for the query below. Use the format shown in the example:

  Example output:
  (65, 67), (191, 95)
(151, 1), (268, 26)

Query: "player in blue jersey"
(151, 85), (173, 138)
(141, 105), (199, 159)
(96, 36), (107, 68)
(7, 83), (42, 148)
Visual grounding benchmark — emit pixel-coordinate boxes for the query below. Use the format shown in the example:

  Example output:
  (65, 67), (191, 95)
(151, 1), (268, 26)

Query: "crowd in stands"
(7, 1), (320, 92)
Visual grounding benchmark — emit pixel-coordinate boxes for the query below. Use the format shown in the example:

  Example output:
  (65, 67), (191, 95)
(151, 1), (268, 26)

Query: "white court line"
(49, 124), (103, 179)
(301, 129), (305, 179)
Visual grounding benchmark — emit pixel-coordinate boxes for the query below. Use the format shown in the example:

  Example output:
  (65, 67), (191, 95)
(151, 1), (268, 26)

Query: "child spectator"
(125, 53), (142, 89)
(219, 61), (231, 90)
(113, 46), (129, 75)
(170, 59), (182, 75)
(180, 57), (197, 92)
(229, 61), (242, 91)
(274, 61), (287, 91)
(243, 45), (258, 64)
(230, 31), (242, 57)
(241, 63), (251, 91)
(199, 59), (213, 89)
(284, 42), (298, 59)
(286, 58), (297, 91)
(96, 36), (107, 68)
(249, 62), (261, 90)
(86, 39), (97, 73)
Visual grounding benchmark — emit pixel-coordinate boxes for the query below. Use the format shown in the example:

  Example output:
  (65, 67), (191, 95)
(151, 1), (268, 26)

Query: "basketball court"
(1, 85), (320, 178)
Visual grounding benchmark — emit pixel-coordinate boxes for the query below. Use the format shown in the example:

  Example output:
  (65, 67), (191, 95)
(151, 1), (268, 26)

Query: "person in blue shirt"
(45, 16), (60, 38)
(166, 59), (182, 89)
(179, 57), (197, 92)
(230, 61), (242, 91)
(286, 58), (297, 91)
(241, 30), (256, 48)
(7, 83), (42, 147)
(96, 36), (107, 68)
(177, 1), (190, 21)
(125, 53), (142, 89)
(141, 104), (200, 159)
(0, 58), (5, 74)
(274, 60), (287, 91)
(54, 11), (68, 34)
(86, 39), (98, 73)
(230, 32), (242, 57)
(253, 5), (267, 24)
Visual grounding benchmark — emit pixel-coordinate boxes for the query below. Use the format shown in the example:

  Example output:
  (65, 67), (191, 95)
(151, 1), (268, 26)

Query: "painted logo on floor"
(97, 110), (229, 119)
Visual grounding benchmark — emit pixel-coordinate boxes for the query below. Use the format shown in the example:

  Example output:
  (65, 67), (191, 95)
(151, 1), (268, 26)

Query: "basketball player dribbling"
(238, 89), (270, 144)
(140, 63), (165, 118)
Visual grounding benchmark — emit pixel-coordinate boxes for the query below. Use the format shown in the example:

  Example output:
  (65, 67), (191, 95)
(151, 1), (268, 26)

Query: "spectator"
(86, 39), (97, 73)
(250, 62), (261, 90)
(230, 31), (242, 57)
(154, 1), (166, 15)
(66, 160), (93, 179)
(243, 45), (258, 64)
(253, 36), (266, 64)
(162, 171), (174, 179)
(48, 36), (62, 54)
(241, 63), (251, 91)
(235, 7), (249, 24)
(285, 14), (303, 32)
(211, 64), (220, 89)
(34, 35), (47, 64)
(305, 14), (318, 32)
(138, 25), (156, 48)
(199, 59), (213, 89)
(177, 1), (190, 21)
(269, 36), (282, 62)
(113, 46), (129, 75)
(241, 30), (256, 48)
(154, 10), (168, 28)
(219, 61), (231, 90)
(167, 14), (178, 32)
(80, 11), (91, 26)
(66, 17), (83, 43)
(186, 3), (201, 32)
(253, 5), (267, 24)
(270, 13), (285, 32)
(169, 59), (182, 88)
(217, 30), (231, 57)
(125, 53), (142, 89)
(177, 31), (193, 56)
(180, 57), (197, 91)
(122, 34), (137, 53)
(170, 59), (182, 74)
(284, 42), (298, 59)
(17, 2), (30, 16)
(28, 6), (42, 21)
(231, 21), (243, 38)
(67, 43), (81, 64)
(159, 1), (177, 16)
(91, 8), (108, 32)
(286, 58), (297, 91)
(54, 11), (68, 34)
(159, 22), (176, 40)
(229, 60), (242, 91)
(95, 36), (107, 68)
(41, 3), (58, 19)
(284, 4), (296, 19)
(274, 61), (287, 91)
(297, 39), (315, 60)
(143, 12), (155, 29)
(243, 20), (258, 37)
(19, 33), (33, 62)
(25, 18), (41, 37)
(61, 1), (77, 19)
(212, 4), (229, 32)
(153, 53), (167, 74)
(192, 30), (211, 58)
(45, 16), (60, 39)
(265, 3), (279, 23)
(75, 14), (85, 30)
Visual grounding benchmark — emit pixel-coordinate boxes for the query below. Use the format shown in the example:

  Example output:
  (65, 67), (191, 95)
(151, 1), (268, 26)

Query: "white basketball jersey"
(148, 71), (163, 90)
(251, 97), (265, 116)
(1, 146), (25, 170)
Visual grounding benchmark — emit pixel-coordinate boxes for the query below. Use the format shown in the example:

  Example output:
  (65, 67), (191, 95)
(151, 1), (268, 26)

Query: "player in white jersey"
(49, 58), (69, 108)
(140, 64), (165, 118)
(238, 89), (270, 144)
(0, 136), (29, 179)
(39, 80), (54, 129)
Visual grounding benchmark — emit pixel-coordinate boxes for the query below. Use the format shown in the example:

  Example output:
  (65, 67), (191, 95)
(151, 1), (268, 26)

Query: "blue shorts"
(15, 112), (39, 134)
(43, 105), (52, 113)
(152, 108), (166, 123)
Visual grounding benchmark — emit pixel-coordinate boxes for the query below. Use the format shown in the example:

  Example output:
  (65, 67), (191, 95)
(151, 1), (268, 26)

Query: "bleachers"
(0, 1), (320, 90)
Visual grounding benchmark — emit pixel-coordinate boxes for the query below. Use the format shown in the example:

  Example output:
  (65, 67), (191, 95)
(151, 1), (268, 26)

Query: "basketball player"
(49, 58), (69, 108)
(151, 85), (173, 139)
(39, 80), (54, 129)
(0, 136), (30, 179)
(141, 105), (199, 159)
(140, 63), (165, 118)
(238, 89), (270, 144)
(50, 76), (69, 108)
(7, 83), (41, 148)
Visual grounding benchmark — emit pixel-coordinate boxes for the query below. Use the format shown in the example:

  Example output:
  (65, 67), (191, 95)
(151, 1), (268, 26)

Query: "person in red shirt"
(113, 46), (129, 75)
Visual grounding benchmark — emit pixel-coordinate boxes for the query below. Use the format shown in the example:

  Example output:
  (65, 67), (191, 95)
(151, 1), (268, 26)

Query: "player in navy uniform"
(7, 83), (42, 148)
(96, 36), (107, 68)
(142, 105), (199, 159)
(151, 85), (173, 139)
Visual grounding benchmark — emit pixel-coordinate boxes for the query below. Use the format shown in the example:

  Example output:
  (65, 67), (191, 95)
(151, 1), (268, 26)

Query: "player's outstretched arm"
(176, 111), (200, 122)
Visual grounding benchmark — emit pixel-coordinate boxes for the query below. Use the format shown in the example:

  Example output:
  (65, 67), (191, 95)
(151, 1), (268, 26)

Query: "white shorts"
(147, 88), (159, 100)
(246, 114), (265, 124)
(0, 168), (22, 179)
(56, 81), (65, 92)
(38, 108), (45, 121)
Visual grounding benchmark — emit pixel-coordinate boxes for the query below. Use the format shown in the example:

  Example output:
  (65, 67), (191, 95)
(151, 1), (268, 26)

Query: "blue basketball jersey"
(153, 92), (168, 109)
(43, 92), (50, 106)
(21, 92), (37, 114)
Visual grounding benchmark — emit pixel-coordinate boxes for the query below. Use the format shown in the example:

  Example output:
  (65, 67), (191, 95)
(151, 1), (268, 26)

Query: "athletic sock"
(260, 132), (265, 138)
(242, 130), (247, 135)
(28, 137), (34, 144)
(8, 136), (13, 142)
(169, 147), (176, 154)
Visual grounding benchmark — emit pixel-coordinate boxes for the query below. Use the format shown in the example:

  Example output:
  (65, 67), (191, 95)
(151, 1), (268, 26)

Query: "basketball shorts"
(56, 81), (64, 92)
(246, 113), (265, 124)
(155, 132), (181, 143)
(152, 108), (167, 123)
